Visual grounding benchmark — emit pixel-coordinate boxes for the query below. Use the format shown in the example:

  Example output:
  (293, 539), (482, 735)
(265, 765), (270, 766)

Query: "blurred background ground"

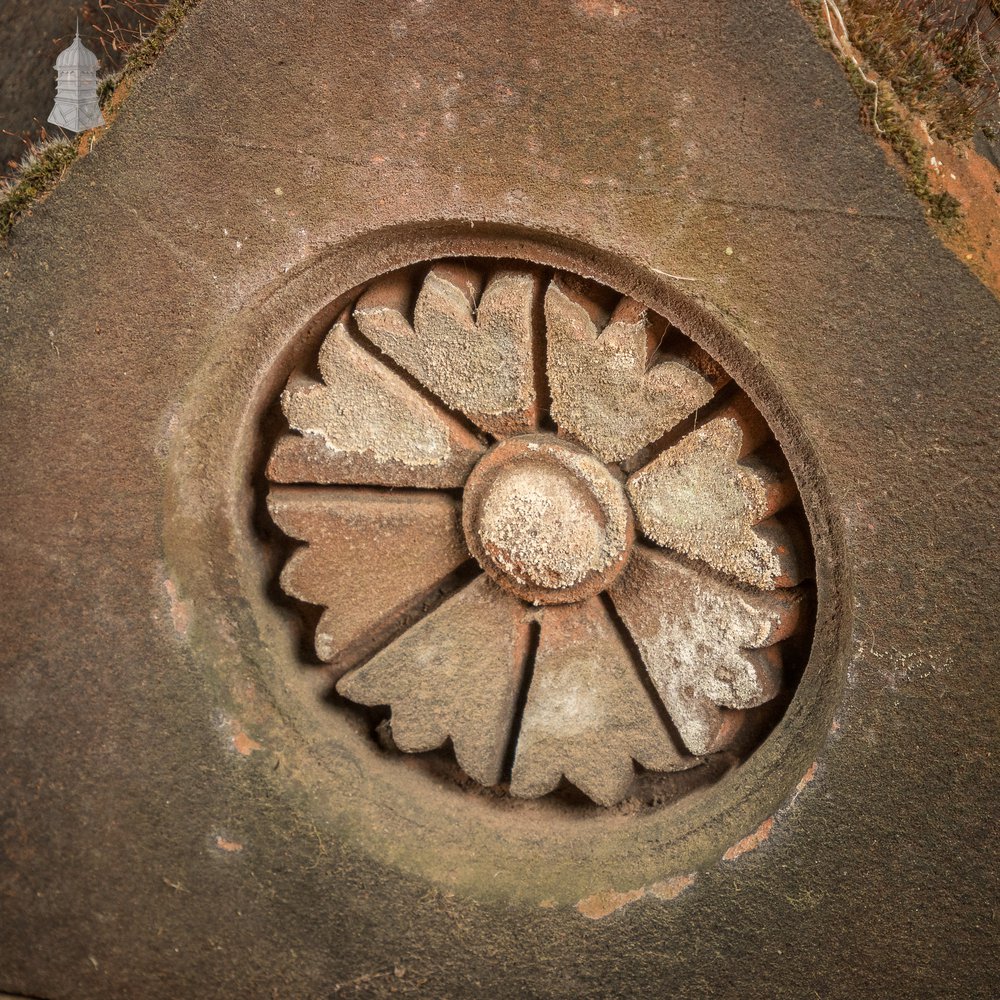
(0, 1), (147, 172)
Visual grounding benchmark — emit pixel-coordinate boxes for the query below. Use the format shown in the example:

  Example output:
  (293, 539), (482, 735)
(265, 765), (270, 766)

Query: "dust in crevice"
(317, 560), (483, 684)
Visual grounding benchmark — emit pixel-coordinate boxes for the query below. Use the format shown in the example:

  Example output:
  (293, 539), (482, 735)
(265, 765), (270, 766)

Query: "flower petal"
(355, 265), (540, 437)
(510, 598), (691, 806)
(544, 277), (721, 462)
(610, 545), (803, 755)
(267, 488), (470, 668)
(268, 313), (485, 487)
(336, 576), (530, 786)
(627, 398), (803, 589)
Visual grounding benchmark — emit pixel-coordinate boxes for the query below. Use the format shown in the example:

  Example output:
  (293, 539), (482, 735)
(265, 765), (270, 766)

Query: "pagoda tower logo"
(48, 20), (105, 133)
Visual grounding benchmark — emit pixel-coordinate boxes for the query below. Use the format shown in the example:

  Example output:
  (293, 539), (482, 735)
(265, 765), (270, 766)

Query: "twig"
(973, 25), (1000, 95)
(650, 267), (699, 281)
(822, 0), (885, 134)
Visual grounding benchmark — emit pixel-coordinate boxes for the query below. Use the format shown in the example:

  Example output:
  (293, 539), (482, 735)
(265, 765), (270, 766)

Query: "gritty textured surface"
(356, 264), (538, 436)
(510, 599), (692, 805)
(275, 317), (485, 477)
(463, 434), (633, 604)
(266, 274), (799, 808)
(1, 0), (998, 997)
(478, 465), (606, 587)
(337, 576), (527, 786)
(266, 488), (468, 667)
(545, 278), (716, 462)
(628, 416), (800, 589)
(612, 546), (804, 755)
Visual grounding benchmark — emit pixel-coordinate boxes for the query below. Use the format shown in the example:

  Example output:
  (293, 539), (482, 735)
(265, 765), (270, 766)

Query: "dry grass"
(837, 0), (1000, 140)
(797, 0), (1000, 295)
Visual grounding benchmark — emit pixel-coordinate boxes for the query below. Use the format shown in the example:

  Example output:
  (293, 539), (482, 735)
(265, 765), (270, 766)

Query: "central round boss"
(462, 434), (634, 604)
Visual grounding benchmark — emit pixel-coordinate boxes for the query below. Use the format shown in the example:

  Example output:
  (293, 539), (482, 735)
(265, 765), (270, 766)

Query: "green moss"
(119, 0), (201, 78)
(0, 141), (78, 239)
(97, 71), (123, 110)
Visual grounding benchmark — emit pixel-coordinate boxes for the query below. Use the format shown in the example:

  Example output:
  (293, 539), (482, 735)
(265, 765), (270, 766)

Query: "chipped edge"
(574, 872), (697, 919)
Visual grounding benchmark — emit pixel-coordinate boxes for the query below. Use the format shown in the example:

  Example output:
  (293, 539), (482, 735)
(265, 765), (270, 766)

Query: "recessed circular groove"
(262, 257), (817, 810)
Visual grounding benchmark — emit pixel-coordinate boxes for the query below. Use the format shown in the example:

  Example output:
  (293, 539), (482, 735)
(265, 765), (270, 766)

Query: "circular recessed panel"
(261, 257), (817, 810)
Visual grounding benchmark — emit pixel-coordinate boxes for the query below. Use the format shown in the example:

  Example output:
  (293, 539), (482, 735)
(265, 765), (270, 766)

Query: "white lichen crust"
(545, 278), (717, 463)
(627, 416), (801, 589)
(610, 545), (803, 755)
(355, 265), (539, 436)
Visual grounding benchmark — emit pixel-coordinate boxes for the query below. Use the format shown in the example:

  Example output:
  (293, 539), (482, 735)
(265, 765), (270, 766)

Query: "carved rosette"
(265, 261), (813, 807)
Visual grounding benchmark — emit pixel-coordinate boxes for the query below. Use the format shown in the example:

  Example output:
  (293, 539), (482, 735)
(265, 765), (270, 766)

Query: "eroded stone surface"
(336, 576), (529, 785)
(267, 489), (469, 667)
(545, 278), (718, 462)
(610, 546), (803, 755)
(628, 415), (802, 589)
(478, 467), (605, 589)
(268, 316), (485, 487)
(510, 599), (691, 806)
(462, 434), (633, 604)
(355, 264), (539, 436)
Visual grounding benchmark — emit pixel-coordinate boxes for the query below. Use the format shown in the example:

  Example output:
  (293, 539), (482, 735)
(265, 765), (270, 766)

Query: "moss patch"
(832, 0), (999, 142)
(115, 0), (202, 81)
(796, 0), (970, 223)
(0, 141), (78, 239)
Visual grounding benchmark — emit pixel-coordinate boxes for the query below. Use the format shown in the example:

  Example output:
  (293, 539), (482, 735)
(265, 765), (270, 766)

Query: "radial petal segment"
(627, 412), (803, 589)
(544, 278), (719, 462)
(336, 576), (530, 786)
(510, 598), (692, 806)
(610, 545), (803, 756)
(354, 264), (540, 436)
(267, 488), (470, 668)
(267, 315), (485, 488)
